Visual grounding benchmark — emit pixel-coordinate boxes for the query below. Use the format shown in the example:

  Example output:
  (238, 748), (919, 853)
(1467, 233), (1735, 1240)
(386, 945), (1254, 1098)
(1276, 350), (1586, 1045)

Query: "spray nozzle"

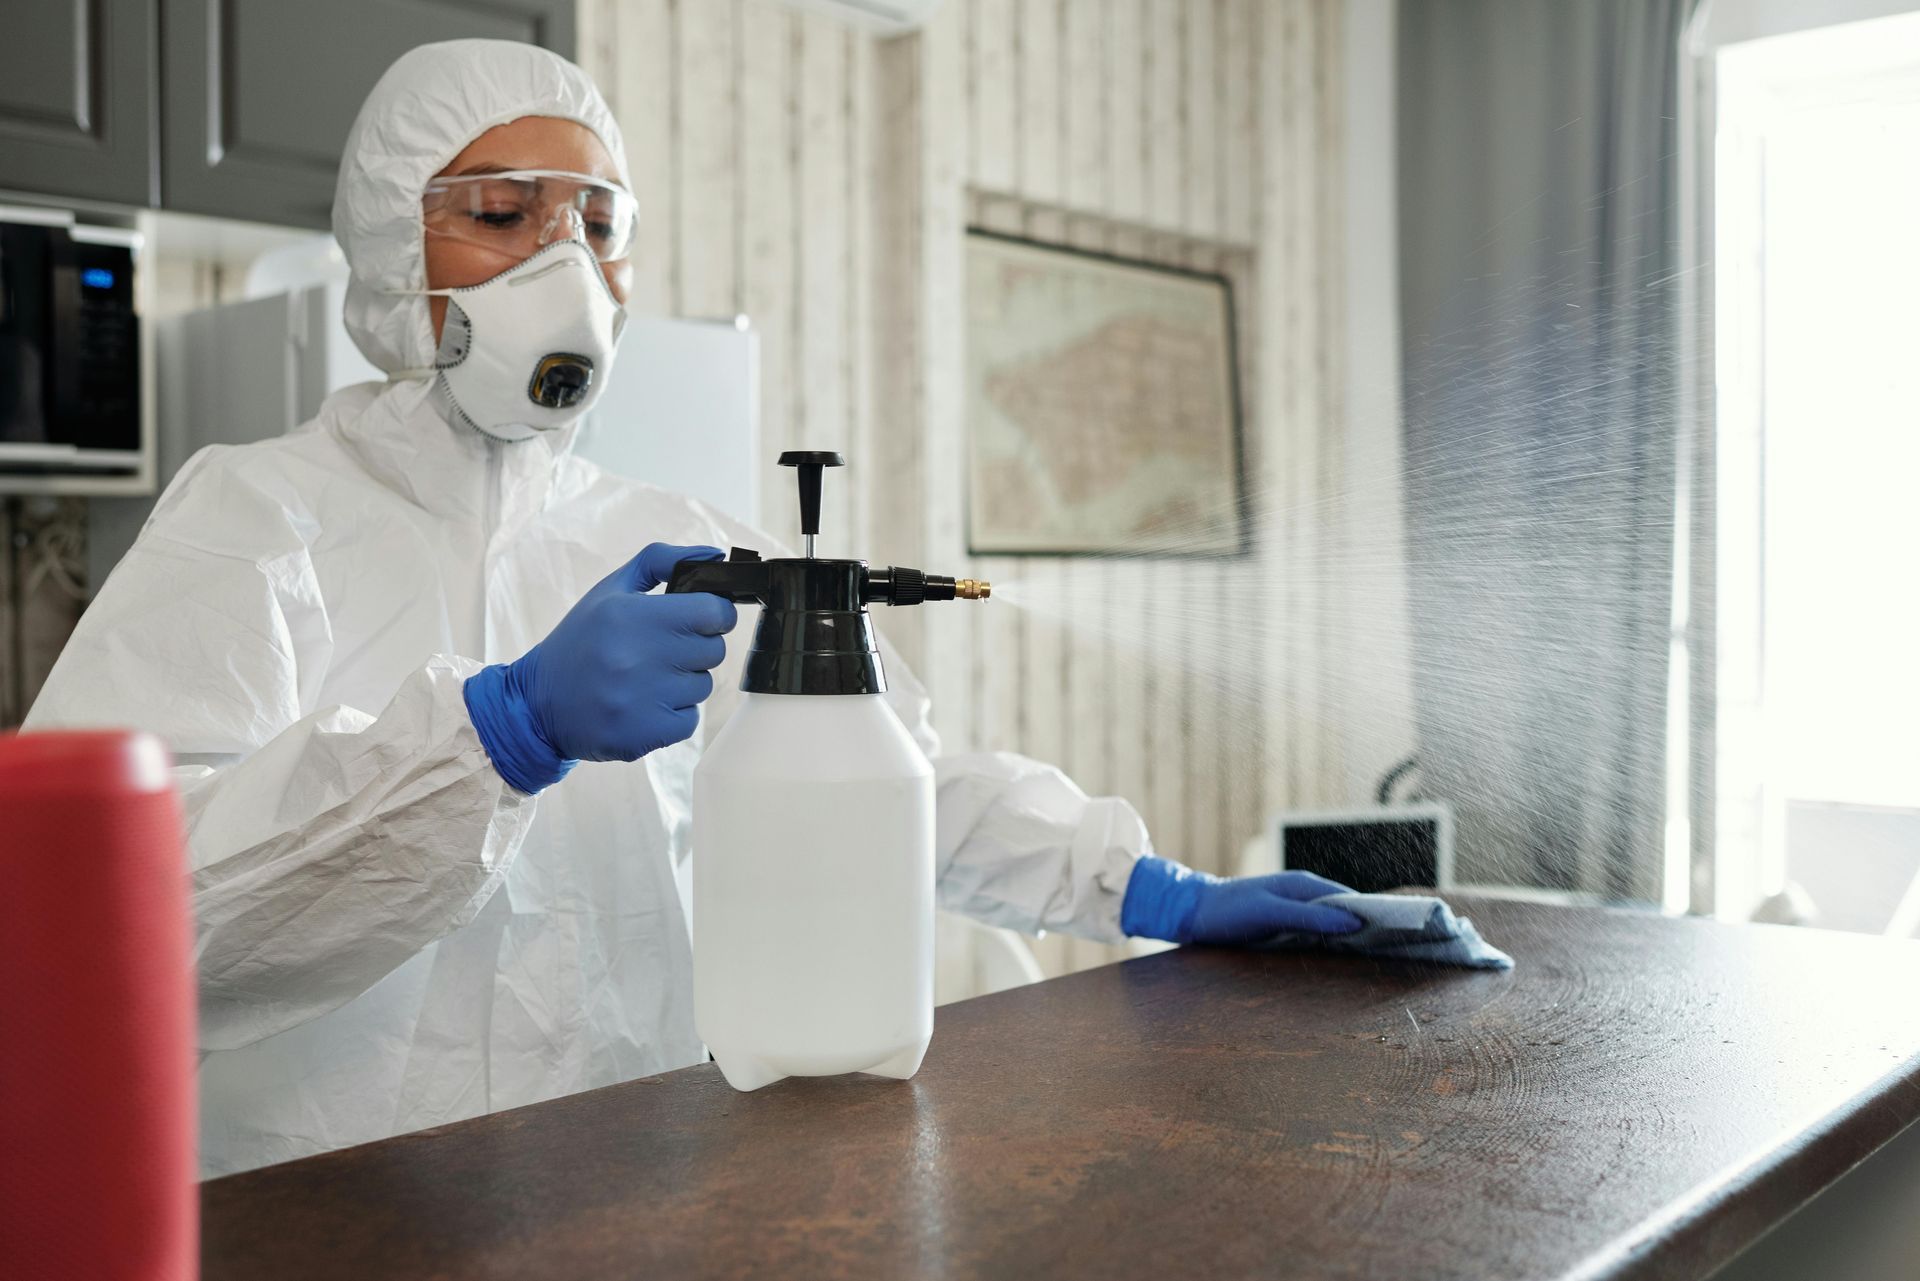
(864, 567), (992, 605)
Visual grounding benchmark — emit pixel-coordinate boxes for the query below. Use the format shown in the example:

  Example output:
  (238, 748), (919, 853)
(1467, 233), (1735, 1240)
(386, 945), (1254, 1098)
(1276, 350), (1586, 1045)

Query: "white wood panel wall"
(937, 0), (1349, 880)
(584, 0), (872, 553)
(584, 0), (1350, 972)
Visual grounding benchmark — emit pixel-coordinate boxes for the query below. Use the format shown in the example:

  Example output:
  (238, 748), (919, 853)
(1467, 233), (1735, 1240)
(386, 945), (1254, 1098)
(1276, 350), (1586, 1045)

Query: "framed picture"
(964, 229), (1247, 556)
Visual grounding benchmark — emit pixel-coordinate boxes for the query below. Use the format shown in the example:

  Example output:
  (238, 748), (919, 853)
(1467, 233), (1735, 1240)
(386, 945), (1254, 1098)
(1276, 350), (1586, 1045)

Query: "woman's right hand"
(463, 543), (738, 793)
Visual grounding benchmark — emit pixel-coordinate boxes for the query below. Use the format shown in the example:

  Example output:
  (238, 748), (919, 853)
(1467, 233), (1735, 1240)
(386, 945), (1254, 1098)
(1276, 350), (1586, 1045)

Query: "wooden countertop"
(200, 898), (1920, 1280)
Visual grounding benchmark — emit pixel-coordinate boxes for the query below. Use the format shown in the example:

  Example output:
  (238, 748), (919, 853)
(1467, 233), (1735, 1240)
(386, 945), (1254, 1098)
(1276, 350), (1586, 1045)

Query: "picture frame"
(964, 228), (1248, 557)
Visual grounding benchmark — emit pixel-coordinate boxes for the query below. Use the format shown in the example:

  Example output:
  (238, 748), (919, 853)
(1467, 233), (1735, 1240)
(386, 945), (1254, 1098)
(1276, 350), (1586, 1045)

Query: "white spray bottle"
(667, 451), (989, 1091)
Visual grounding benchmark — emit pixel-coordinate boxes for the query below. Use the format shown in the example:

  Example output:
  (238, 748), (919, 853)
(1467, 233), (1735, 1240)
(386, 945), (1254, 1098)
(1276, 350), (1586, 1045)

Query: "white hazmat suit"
(27, 40), (1151, 1177)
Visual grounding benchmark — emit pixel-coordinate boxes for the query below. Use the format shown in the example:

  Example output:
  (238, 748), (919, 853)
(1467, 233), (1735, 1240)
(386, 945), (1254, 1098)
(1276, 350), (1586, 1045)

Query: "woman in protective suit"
(27, 39), (1360, 1177)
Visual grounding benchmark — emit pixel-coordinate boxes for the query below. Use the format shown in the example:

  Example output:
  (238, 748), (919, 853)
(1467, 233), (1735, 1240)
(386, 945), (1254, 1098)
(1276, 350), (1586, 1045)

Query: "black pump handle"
(778, 451), (844, 538)
(665, 549), (771, 602)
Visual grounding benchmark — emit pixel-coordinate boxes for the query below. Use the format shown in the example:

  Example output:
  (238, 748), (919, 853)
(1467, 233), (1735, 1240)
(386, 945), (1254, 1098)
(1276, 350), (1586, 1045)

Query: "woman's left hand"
(1120, 856), (1366, 945)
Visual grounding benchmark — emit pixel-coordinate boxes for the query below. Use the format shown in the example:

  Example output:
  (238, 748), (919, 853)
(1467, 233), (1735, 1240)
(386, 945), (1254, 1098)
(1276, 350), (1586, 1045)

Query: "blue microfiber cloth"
(1256, 892), (1514, 969)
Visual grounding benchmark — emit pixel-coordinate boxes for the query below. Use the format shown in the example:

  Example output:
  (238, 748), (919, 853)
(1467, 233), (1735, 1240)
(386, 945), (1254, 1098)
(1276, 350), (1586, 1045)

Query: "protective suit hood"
(333, 38), (630, 376)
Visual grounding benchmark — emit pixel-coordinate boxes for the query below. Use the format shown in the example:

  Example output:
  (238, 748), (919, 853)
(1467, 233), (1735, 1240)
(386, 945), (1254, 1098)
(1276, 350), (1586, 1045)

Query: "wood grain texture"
(1257, 0), (1303, 816)
(1184, 0), (1220, 238)
(1058, 213), (1115, 808)
(795, 19), (855, 551)
(1303, 0), (1343, 805)
(574, 0), (619, 120)
(1144, 555), (1186, 853)
(966, 195), (1025, 759)
(739, 0), (797, 527)
(968, 0), (1017, 193)
(1103, 0), (1145, 223)
(1015, 204), (1069, 773)
(673, 0), (739, 319)
(916, 0), (976, 754)
(868, 26), (930, 673)
(1103, 218), (1156, 862)
(1221, 0), (1259, 245)
(1061, 0), (1105, 212)
(611, 0), (673, 315)
(1144, 0), (1184, 231)
(202, 899), (1920, 1281)
(845, 31), (876, 557)
(1016, 0), (1063, 205)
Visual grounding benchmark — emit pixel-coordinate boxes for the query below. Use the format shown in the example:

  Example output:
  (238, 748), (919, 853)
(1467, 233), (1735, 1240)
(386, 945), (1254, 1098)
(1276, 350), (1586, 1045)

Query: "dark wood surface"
(200, 899), (1920, 1280)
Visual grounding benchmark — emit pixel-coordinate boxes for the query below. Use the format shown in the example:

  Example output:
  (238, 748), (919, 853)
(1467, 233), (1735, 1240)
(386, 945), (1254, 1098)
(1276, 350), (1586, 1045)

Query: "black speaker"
(1276, 803), (1455, 894)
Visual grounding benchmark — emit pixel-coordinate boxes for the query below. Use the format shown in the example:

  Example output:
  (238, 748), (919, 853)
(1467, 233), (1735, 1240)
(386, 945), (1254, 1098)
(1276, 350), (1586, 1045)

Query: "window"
(1710, 9), (1920, 929)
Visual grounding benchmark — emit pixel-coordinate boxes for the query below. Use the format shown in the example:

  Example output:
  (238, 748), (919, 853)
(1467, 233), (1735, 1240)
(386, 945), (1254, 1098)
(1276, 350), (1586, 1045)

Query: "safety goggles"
(421, 169), (638, 264)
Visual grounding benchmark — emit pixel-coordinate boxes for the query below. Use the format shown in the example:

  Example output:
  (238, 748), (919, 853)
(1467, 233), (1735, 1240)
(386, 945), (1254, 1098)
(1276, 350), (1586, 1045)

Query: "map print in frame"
(965, 231), (1247, 556)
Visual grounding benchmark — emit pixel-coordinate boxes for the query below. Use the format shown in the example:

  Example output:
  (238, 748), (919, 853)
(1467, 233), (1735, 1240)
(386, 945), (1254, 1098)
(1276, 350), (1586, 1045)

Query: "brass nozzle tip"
(955, 578), (991, 600)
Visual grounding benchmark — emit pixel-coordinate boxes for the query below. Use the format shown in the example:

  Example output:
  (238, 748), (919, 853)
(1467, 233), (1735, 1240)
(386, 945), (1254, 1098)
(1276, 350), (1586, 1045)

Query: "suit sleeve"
(875, 633), (1147, 944)
(25, 450), (536, 1052)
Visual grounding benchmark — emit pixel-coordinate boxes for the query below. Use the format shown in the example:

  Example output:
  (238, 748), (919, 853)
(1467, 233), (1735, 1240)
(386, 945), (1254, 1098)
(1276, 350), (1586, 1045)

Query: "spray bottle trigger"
(665, 550), (771, 602)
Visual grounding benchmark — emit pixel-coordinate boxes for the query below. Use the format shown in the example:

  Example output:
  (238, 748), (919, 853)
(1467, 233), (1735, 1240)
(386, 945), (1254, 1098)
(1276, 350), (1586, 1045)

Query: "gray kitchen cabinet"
(0, 0), (156, 207)
(162, 0), (576, 230)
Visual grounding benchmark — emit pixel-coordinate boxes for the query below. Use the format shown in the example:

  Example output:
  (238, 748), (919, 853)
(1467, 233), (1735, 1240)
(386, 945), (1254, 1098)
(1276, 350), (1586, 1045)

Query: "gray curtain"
(1397, 0), (1694, 900)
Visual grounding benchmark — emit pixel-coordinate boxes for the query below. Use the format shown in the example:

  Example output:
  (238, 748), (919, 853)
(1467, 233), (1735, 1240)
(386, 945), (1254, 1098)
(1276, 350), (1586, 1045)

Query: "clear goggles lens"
(422, 169), (638, 264)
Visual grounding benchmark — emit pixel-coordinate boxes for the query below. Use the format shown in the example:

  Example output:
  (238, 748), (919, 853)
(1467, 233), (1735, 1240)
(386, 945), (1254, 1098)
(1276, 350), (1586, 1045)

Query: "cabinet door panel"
(0, 0), (155, 206)
(162, 0), (575, 229)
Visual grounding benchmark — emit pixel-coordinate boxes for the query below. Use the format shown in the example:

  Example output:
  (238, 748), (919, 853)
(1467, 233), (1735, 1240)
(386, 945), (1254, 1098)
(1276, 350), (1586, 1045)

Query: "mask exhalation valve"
(529, 354), (594, 409)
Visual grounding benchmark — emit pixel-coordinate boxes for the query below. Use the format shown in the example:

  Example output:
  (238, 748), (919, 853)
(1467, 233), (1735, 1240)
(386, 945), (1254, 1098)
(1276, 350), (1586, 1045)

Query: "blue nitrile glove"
(1120, 855), (1367, 945)
(463, 543), (737, 794)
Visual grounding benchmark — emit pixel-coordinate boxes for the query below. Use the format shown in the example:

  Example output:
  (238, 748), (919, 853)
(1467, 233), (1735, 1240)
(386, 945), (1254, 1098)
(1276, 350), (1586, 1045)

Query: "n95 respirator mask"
(410, 239), (627, 443)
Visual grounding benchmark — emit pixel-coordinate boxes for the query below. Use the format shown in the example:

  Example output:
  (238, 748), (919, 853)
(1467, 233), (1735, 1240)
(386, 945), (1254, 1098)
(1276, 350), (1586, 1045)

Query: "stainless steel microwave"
(1, 210), (145, 487)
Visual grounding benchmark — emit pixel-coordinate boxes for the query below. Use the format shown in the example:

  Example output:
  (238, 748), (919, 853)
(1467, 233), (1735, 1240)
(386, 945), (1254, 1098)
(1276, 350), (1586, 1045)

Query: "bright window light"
(1714, 10), (1920, 923)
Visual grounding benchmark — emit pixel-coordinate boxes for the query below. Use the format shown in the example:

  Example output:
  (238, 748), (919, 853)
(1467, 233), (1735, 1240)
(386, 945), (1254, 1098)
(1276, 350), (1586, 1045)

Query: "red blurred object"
(0, 731), (196, 1281)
